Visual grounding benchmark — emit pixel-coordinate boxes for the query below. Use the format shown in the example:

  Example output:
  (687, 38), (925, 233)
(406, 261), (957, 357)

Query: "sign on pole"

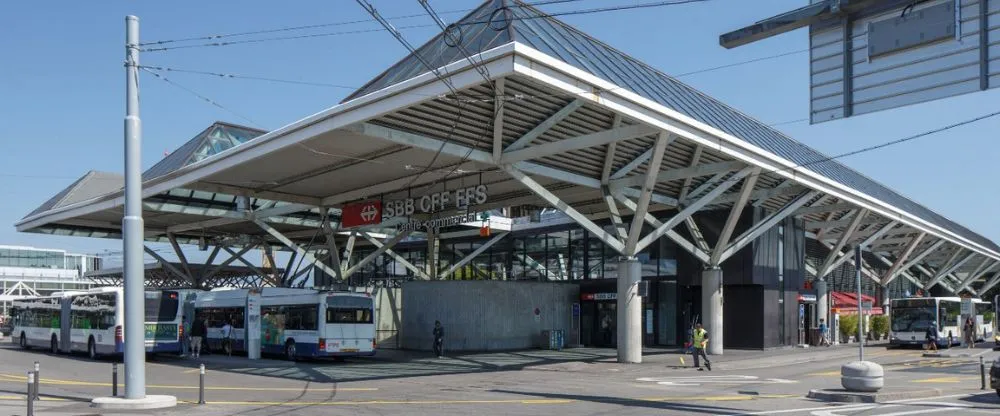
(246, 289), (262, 360)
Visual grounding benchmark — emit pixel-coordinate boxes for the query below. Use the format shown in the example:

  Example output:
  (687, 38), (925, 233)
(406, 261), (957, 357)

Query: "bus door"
(60, 298), (71, 352)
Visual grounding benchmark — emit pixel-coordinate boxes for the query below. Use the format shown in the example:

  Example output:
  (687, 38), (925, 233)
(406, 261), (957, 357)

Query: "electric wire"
(141, 67), (264, 129)
(138, 0), (591, 47)
(140, 0), (711, 52)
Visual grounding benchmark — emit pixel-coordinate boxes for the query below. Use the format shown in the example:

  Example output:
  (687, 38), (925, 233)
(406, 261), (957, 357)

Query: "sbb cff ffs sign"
(342, 200), (382, 228)
(384, 185), (488, 218)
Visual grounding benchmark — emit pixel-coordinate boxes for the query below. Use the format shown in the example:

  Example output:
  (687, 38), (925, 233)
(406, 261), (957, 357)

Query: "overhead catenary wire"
(140, 0), (712, 52)
(138, 0), (589, 47)
(141, 67), (264, 129)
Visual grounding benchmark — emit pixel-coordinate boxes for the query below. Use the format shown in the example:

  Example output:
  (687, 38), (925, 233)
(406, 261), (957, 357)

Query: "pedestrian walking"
(221, 320), (233, 356)
(818, 319), (830, 347)
(691, 322), (711, 371)
(432, 320), (444, 358)
(925, 321), (938, 352)
(191, 317), (207, 359)
(963, 317), (976, 348)
(180, 315), (191, 357)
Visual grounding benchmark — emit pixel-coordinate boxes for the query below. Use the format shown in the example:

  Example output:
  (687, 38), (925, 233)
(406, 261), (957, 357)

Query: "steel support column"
(624, 132), (671, 255)
(702, 267), (724, 356)
(818, 209), (869, 277)
(440, 232), (509, 279)
(617, 258), (642, 363)
(362, 232), (431, 280)
(254, 220), (341, 284)
(344, 230), (412, 278)
(710, 167), (760, 266)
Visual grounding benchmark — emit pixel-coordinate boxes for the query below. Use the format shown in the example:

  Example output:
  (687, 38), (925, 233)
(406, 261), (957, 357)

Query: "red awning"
(830, 291), (883, 315)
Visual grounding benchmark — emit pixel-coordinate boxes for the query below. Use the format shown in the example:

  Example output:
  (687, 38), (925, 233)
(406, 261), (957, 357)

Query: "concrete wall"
(401, 280), (578, 352)
(373, 287), (402, 349)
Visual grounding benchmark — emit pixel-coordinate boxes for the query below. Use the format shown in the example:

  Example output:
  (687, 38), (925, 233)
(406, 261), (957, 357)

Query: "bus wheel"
(88, 338), (98, 360)
(50, 336), (58, 354)
(285, 340), (297, 361)
(19, 333), (27, 349)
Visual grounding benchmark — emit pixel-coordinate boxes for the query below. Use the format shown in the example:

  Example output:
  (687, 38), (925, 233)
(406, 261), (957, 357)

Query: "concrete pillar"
(816, 280), (829, 330)
(426, 228), (439, 279)
(702, 268), (724, 356)
(616, 258), (642, 363)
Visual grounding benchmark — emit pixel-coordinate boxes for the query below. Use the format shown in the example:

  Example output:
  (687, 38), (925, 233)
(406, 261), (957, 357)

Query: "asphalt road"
(0, 340), (998, 416)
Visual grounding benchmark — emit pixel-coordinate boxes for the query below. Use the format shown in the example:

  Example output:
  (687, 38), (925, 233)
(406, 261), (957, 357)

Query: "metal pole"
(26, 371), (34, 416)
(33, 362), (39, 401)
(123, 15), (146, 400)
(980, 357), (986, 390)
(856, 245), (864, 361)
(112, 363), (119, 397)
(198, 364), (205, 405)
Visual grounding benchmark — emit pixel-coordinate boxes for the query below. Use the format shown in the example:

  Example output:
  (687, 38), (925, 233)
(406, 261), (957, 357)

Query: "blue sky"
(1, 0), (998, 263)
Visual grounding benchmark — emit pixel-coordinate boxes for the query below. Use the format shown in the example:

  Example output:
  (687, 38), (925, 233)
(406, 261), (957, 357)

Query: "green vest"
(693, 328), (708, 349)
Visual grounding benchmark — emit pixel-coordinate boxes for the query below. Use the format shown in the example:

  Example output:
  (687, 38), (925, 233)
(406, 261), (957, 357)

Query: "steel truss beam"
(614, 194), (711, 264)
(610, 135), (677, 180)
(624, 132), (671, 255)
(503, 164), (626, 254)
(361, 231), (430, 280)
(882, 233), (929, 285)
(440, 232), (509, 279)
(825, 220), (900, 276)
(924, 251), (975, 291)
(635, 167), (755, 256)
(613, 161), (746, 191)
(344, 230), (412, 278)
(142, 246), (192, 284)
(321, 218), (344, 282)
(221, 246), (275, 286)
(978, 273), (1000, 296)
(818, 209), (869, 278)
(710, 167), (760, 266)
(956, 259), (997, 294)
(493, 77), (505, 162)
(254, 219), (341, 284)
(718, 190), (819, 263)
(505, 99), (584, 152)
(502, 124), (659, 164)
(203, 243), (259, 285)
(793, 202), (856, 216)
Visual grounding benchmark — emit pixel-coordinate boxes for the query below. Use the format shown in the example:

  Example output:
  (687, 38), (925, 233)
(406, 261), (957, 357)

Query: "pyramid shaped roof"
(143, 122), (266, 181)
(342, 0), (999, 253)
(24, 170), (124, 219)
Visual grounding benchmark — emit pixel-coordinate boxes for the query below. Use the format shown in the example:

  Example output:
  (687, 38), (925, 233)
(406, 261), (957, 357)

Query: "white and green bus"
(889, 297), (994, 347)
(10, 287), (200, 358)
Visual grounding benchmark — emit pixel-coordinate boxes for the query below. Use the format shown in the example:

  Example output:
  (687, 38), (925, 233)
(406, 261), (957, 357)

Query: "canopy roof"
(15, 0), (1000, 294)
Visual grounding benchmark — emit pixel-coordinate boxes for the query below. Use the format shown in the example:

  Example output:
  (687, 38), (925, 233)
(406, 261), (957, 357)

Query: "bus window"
(145, 291), (180, 322)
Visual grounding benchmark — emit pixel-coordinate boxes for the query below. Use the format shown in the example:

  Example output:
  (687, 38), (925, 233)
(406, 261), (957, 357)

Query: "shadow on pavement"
(0, 388), (92, 403)
(489, 389), (742, 414)
(958, 391), (1000, 405)
(144, 347), (680, 385)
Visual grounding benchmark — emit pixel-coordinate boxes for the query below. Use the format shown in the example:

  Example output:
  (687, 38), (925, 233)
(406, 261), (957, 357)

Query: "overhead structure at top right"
(721, 0), (998, 124)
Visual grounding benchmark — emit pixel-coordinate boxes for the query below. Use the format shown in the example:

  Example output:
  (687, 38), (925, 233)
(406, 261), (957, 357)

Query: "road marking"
(175, 394), (794, 407)
(0, 373), (377, 391)
(0, 395), (68, 402)
(911, 376), (976, 383)
(716, 393), (974, 415)
(636, 375), (797, 386)
(807, 371), (842, 376)
(810, 401), (972, 416)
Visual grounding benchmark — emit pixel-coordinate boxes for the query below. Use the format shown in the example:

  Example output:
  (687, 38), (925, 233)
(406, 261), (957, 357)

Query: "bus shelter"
(15, 0), (1000, 360)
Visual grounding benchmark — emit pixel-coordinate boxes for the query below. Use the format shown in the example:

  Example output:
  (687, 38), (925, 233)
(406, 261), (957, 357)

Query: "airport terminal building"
(15, 0), (1000, 355)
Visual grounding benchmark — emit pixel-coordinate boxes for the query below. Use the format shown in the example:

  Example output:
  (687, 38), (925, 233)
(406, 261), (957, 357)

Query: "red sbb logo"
(342, 200), (383, 228)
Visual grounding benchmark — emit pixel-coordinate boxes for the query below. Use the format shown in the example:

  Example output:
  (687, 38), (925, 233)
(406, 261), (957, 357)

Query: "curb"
(807, 388), (943, 403)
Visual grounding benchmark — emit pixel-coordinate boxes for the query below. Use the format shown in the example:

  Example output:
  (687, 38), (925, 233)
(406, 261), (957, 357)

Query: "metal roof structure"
(15, 0), (1000, 296)
(85, 261), (283, 289)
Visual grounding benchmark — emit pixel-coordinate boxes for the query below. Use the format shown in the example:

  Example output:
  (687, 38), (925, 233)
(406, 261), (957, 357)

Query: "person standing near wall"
(433, 321), (444, 358)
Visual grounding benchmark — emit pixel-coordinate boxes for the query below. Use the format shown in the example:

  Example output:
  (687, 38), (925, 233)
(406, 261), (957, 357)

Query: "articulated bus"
(9, 287), (200, 358)
(889, 297), (994, 347)
(194, 288), (376, 360)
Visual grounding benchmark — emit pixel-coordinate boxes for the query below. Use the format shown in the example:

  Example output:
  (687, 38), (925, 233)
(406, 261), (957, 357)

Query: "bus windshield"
(325, 296), (373, 324)
(144, 291), (180, 322)
(892, 306), (936, 332)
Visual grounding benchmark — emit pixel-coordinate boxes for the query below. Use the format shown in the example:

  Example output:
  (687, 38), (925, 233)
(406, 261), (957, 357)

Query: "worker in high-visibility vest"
(691, 322), (712, 371)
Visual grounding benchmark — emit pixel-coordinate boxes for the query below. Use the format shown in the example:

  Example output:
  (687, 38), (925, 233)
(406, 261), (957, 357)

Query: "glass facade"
(0, 247), (98, 270)
(344, 226), (679, 282)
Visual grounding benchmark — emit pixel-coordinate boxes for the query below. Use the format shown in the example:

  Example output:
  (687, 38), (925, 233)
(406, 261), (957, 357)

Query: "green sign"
(144, 323), (178, 341)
